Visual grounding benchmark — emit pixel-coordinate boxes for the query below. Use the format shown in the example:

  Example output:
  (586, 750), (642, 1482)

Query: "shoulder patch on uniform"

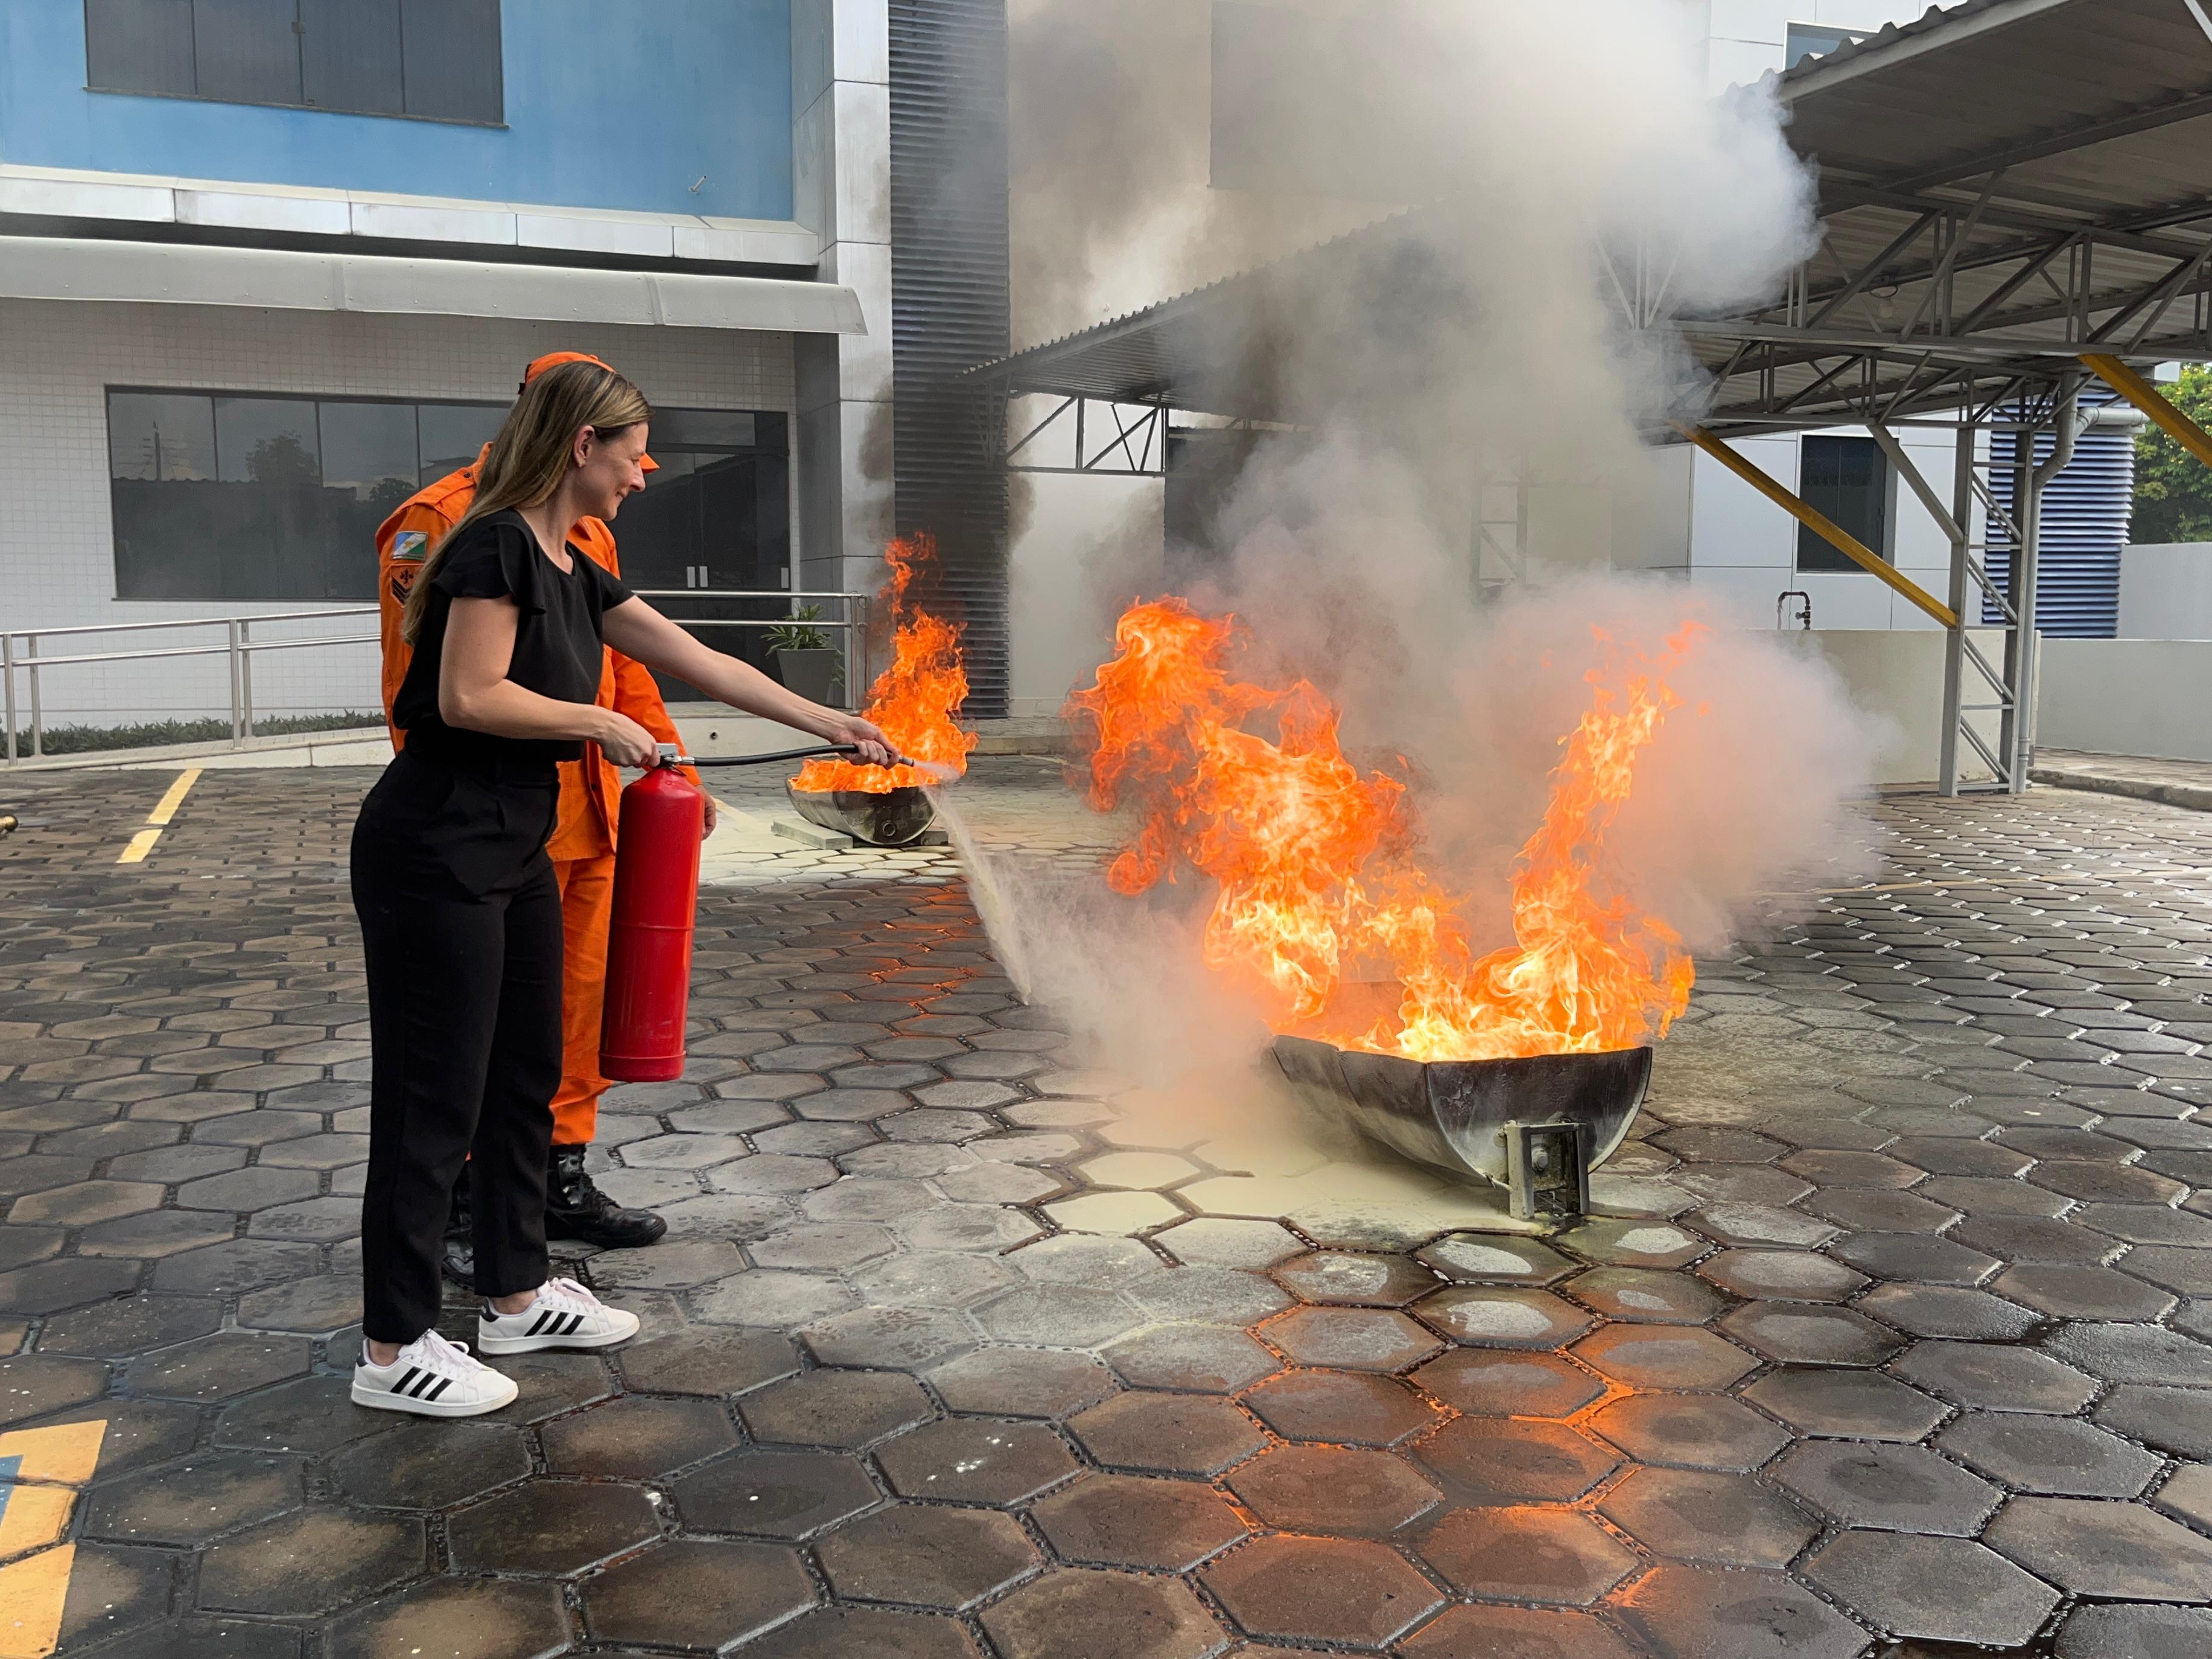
(392, 531), (430, 561)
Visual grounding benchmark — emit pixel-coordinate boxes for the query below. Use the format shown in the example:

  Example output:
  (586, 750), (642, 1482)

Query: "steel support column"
(1940, 427), (1975, 796)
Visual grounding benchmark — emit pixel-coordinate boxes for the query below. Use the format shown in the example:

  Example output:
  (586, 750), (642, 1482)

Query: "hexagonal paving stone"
(1044, 1191), (1186, 1234)
(816, 1503), (1039, 1610)
(1410, 1350), (1604, 1418)
(1994, 1264), (2176, 1322)
(737, 1369), (933, 1448)
(80, 1452), (300, 1546)
(1591, 1392), (1790, 1472)
(1067, 1391), (1264, 1477)
(1739, 1368), (1948, 1441)
(37, 1293), (221, 1357)
(119, 1333), (310, 1403)
(2155, 1462), (2212, 1531)
(1225, 1444), (1440, 1537)
(1571, 1325), (1757, 1390)
(739, 1606), (980, 1658)
(974, 1286), (1143, 1349)
(1803, 1529), (2058, 1646)
(1986, 1496), (2212, 1600)
(2044, 1320), (2212, 1386)
(1274, 1251), (1438, 1306)
(1614, 1562), (1871, 1659)
(1103, 1324), (1279, 1393)
(1600, 1467), (1819, 1568)
(582, 1538), (817, 1649)
(1202, 1534), (1443, 1650)
(1031, 1473), (1248, 1572)
(1566, 1266), (1726, 1323)
(924, 1348), (1116, 1419)
(540, 1394), (740, 1480)
(1721, 1304), (1902, 1367)
(1077, 1151), (1200, 1190)
(1691, 1203), (1840, 1249)
(1263, 1305), (1443, 1372)
(0, 1257), (149, 1316)
(1556, 1219), (1708, 1269)
(668, 1448), (880, 1540)
(1399, 1605), (1644, 1659)
(1413, 1286), (1592, 1349)
(2053, 1604), (2212, 1659)
(1126, 1266), (1290, 1326)
(322, 1578), (568, 1659)
(1800, 1188), (1962, 1234)
(1890, 1340), (2098, 1412)
(1697, 1249), (1866, 1302)
(325, 1420), (533, 1512)
(1155, 1217), (1308, 1268)
(876, 1418), (1076, 1506)
(447, 1478), (663, 1574)
(980, 1569), (1225, 1659)
(615, 1328), (800, 1397)
(1854, 1281), (2041, 1341)
(802, 1305), (976, 1372)
(1773, 1441), (2001, 1535)
(197, 1507), (425, 1615)
(1242, 1369), (1439, 1447)
(1829, 1229), (2002, 1286)
(1414, 1418), (1618, 1502)
(1935, 1410), (2161, 1497)
(1418, 1506), (1639, 1606)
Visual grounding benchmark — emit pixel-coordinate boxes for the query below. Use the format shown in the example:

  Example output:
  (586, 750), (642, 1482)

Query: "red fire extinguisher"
(600, 747), (705, 1083)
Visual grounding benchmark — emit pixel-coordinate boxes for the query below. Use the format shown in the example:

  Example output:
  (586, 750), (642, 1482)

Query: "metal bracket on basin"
(1501, 1120), (1591, 1222)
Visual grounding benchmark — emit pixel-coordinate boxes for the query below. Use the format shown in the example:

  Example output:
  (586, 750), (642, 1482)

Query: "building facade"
(1, 0), (903, 731)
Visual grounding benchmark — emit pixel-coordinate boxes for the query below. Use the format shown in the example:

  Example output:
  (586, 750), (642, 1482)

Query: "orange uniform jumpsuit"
(375, 458), (700, 1148)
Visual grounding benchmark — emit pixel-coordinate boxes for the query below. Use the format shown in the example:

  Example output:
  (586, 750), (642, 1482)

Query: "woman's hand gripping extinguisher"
(599, 739), (914, 1082)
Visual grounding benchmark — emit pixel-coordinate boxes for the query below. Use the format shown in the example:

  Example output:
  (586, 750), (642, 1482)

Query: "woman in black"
(351, 361), (891, 1415)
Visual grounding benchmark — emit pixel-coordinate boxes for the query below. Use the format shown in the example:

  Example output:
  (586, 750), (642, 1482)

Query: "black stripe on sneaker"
(426, 1377), (451, 1401)
(561, 1312), (583, 1337)
(529, 1309), (555, 1336)
(407, 1372), (439, 1398)
(393, 1366), (420, 1395)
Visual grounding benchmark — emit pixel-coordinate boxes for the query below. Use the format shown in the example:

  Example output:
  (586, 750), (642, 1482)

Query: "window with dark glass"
(1785, 23), (1864, 69)
(83, 0), (503, 125)
(1796, 435), (1890, 572)
(106, 391), (790, 614)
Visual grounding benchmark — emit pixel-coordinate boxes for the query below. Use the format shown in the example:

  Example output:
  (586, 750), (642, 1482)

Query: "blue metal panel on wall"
(0, 0), (793, 220)
(1983, 390), (2132, 639)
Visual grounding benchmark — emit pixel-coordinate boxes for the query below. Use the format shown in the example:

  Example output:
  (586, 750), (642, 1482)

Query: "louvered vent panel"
(890, 0), (1012, 716)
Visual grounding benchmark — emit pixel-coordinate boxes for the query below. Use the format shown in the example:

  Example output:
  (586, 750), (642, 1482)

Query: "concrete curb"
(2029, 767), (2212, 813)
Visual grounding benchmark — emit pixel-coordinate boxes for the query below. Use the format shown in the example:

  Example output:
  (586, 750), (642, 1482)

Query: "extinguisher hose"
(667, 743), (926, 770)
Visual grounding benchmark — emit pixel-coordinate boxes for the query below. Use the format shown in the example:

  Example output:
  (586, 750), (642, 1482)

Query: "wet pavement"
(3, 758), (2212, 1656)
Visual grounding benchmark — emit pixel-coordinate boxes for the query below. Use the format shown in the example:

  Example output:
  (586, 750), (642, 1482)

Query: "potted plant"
(767, 605), (843, 706)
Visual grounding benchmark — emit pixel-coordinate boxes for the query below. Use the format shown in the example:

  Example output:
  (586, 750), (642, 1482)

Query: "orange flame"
(794, 533), (977, 793)
(1066, 598), (1700, 1061)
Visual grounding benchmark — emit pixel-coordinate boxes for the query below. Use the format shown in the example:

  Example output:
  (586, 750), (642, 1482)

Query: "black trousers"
(351, 750), (564, 1344)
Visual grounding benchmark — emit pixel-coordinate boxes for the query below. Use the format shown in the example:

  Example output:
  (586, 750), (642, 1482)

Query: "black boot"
(545, 1144), (667, 1249)
(440, 1171), (476, 1291)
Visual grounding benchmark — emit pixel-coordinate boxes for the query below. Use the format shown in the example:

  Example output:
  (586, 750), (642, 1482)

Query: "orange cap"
(520, 352), (658, 471)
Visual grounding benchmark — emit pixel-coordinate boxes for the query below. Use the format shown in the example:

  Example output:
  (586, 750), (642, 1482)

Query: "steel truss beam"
(992, 393), (1170, 477)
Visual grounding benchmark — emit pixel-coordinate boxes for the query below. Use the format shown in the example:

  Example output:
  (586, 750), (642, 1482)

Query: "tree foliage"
(2133, 365), (2212, 545)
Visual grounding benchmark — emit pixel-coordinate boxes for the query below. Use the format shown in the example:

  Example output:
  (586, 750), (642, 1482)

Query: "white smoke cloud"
(981, 0), (1879, 1075)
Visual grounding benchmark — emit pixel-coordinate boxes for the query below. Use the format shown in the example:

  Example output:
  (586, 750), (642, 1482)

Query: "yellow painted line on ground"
(0, 1421), (107, 1659)
(115, 767), (201, 864)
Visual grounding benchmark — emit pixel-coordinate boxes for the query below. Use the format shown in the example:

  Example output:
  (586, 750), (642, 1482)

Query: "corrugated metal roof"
(977, 0), (2212, 433)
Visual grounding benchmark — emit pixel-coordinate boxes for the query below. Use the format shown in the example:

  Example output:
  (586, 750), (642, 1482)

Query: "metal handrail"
(5, 607), (380, 764)
(5, 589), (878, 765)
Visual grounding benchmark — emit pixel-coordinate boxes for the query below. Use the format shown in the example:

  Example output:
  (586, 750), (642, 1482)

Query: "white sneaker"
(351, 1328), (518, 1418)
(476, 1277), (640, 1354)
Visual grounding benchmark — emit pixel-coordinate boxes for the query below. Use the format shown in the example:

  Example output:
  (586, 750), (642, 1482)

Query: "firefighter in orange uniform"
(377, 351), (698, 1283)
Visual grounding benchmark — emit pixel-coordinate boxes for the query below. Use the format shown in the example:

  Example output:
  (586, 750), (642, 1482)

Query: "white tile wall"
(0, 299), (795, 728)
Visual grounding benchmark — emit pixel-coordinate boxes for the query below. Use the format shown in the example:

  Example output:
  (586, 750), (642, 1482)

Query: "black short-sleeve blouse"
(392, 508), (633, 769)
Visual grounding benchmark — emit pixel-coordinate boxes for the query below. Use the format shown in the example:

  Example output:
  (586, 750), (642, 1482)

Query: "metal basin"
(786, 781), (937, 848)
(1270, 1034), (1653, 1186)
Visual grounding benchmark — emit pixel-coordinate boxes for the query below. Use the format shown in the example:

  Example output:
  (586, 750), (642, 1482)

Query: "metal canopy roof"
(975, 0), (2212, 434)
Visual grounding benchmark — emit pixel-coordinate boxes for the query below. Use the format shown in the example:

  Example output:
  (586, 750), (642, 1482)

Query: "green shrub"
(12, 711), (382, 756)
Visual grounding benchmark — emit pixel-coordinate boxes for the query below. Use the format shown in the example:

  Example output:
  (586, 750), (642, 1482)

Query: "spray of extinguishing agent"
(599, 742), (935, 1083)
